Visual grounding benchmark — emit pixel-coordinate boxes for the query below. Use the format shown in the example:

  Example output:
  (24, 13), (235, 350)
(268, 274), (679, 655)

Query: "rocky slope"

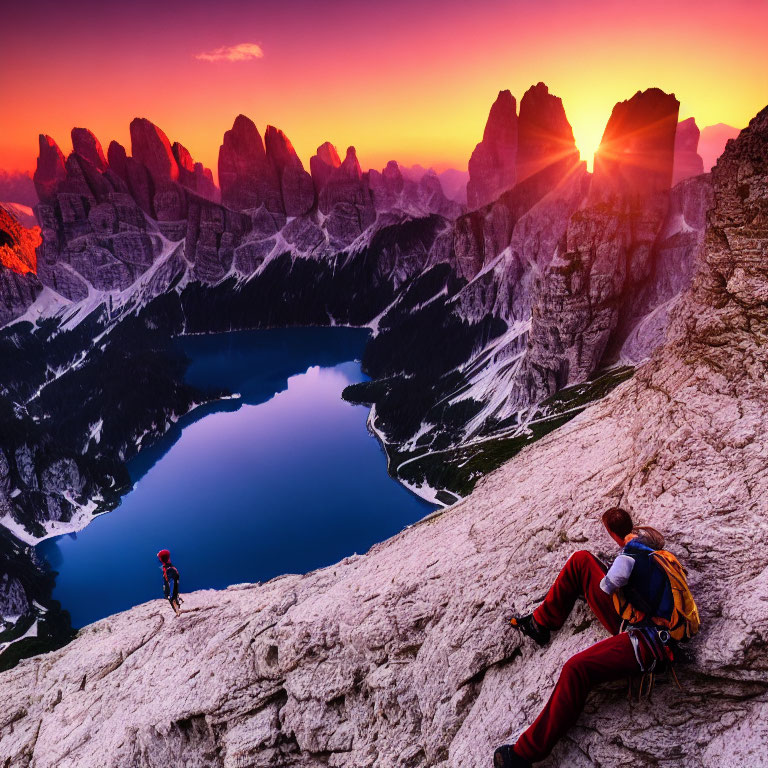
(1, 103), (766, 768)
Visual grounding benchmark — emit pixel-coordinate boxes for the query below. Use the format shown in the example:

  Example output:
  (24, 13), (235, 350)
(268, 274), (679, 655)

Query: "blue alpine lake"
(37, 327), (436, 628)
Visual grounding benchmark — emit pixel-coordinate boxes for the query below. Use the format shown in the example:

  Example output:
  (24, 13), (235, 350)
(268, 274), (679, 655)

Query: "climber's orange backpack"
(612, 545), (700, 642)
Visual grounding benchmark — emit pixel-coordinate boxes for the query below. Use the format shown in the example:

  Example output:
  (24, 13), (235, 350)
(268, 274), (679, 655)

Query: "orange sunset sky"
(1, 0), (767, 180)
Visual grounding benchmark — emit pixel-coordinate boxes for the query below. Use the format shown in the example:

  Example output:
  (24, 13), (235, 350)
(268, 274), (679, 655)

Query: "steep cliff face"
(31, 130), (166, 298)
(218, 114), (283, 213)
(516, 82), (578, 183)
(620, 172), (713, 363)
(512, 89), (680, 405)
(467, 90), (518, 210)
(465, 84), (579, 211)
(32, 135), (67, 205)
(264, 126), (315, 216)
(313, 144), (376, 245)
(171, 142), (219, 203)
(0, 206), (42, 325)
(1, 105), (766, 768)
(71, 128), (108, 172)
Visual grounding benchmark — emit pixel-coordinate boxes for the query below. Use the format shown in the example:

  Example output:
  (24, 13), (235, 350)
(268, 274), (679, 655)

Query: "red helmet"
(157, 549), (171, 563)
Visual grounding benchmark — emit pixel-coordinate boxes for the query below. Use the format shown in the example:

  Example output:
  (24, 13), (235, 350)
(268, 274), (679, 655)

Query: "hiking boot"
(510, 614), (551, 647)
(493, 745), (531, 768)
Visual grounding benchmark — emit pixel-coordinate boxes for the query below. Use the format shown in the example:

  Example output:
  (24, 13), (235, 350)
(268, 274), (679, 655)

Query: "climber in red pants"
(493, 508), (666, 768)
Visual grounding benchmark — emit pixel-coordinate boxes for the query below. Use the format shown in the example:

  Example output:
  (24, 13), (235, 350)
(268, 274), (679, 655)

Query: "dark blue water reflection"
(38, 328), (435, 628)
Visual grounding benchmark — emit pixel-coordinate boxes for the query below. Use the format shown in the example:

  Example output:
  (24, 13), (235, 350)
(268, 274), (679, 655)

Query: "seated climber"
(157, 549), (183, 617)
(494, 507), (699, 768)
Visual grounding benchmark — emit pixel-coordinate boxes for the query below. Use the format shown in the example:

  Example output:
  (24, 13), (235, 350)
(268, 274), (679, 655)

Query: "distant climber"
(494, 507), (699, 767)
(157, 549), (183, 617)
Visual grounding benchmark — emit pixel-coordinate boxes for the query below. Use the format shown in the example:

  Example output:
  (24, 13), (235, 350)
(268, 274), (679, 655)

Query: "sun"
(570, 115), (607, 173)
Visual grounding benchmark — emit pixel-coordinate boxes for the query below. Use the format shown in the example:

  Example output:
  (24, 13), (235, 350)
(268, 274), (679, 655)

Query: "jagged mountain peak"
(481, 89), (516, 143)
(315, 141), (341, 168)
(517, 81), (578, 182)
(32, 134), (67, 204)
(0, 205), (40, 276)
(340, 146), (363, 178)
(591, 87), (679, 200)
(71, 127), (108, 171)
(129, 117), (179, 183)
(467, 90), (518, 210)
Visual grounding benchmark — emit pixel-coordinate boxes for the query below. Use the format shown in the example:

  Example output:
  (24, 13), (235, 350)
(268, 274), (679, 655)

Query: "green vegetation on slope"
(347, 366), (635, 499)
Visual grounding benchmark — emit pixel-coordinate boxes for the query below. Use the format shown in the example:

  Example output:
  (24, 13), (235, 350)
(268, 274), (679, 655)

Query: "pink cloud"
(195, 43), (264, 63)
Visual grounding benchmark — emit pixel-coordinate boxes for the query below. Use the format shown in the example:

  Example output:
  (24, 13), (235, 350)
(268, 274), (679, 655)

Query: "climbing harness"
(625, 624), (684, 702)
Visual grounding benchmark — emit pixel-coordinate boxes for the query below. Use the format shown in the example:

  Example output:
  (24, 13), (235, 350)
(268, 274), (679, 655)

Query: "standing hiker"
(494, 507), (699, 768)
(157, 549), (182, 617)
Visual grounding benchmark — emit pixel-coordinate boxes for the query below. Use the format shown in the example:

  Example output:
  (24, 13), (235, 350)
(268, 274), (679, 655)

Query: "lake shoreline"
(34, 327), (436, 629)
